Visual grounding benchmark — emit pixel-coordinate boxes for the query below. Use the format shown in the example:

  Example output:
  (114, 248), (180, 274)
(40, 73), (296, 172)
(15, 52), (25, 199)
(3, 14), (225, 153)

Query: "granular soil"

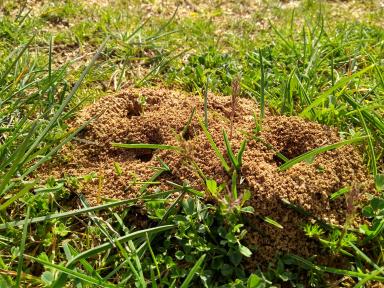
(41, 87), (375, 263)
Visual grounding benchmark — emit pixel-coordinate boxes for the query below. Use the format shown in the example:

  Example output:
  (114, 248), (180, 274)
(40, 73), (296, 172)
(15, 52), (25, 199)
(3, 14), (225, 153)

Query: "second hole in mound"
(135, 150), (154, 162)
(135, 128), (164, 162)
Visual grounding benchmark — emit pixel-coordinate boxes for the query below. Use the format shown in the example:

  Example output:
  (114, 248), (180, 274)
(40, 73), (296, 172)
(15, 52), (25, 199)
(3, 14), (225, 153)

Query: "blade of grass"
(197, 115), (230, 173)
(204, 76), (209, 128)
(180, 254), (206, 288)
(66, 244), (104, 282)
(145, 6), (178, 41)
(20, 117), (95, 179)
(259, 48), (265, 120)
(295, 73), (316, 118)
(376, 174), (384, 192)
(354, 267), (384, 288)
(135, 49), (188, 86)
(269, 22), (298, 57)
(223, 130), (239, 169)
(300, 64), (375, 117)
(0, 38), (108, 198)
(0, 182), (34, 211)
(330, 187), (350, 200)
(79, 195), (116, 245)
(357, 109), (377, 176)
(181, 107), (195, 139)
(264, 216), (283, 229)
(112, 143), (181, 151)
(159, 183), (190, 224)
(166, 181), (204, 197)
(150, 266), (158, 288)
(330, 51), (335, 104)
(231, 170), (238, 199)
(349, 242), (384, 275)
(103, 260), (128, 281)
(237, 140), (247, 168)
(281, 69), (296, 115)
(278, 136), (367, 171)
(343, 93), (384, 135)
(0, 123), (38, 196)
(111, 213), (146, 285)
(15, 206), (30, 287)
(254, 136), (289, 162)
(139, 163), (171, 196)
(27, 255), (116, 288)
(0, 36), (35, 84)
(0, 191), (175, 229)
(123, 18), (150, 43)
(0, 39), (109, 196)
(114, 239), (145, 288)
(53, 225), (174, 288)
(288, 254), (384, 281)
(21, 37), (109, 162)
(145, 232), (161, 281)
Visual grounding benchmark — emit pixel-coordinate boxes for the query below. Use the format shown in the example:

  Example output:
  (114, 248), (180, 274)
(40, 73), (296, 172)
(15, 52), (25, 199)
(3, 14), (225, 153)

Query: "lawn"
(0, 0), (384, 287)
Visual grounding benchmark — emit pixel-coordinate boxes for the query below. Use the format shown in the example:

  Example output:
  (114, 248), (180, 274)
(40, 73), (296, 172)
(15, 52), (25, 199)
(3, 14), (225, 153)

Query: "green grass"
(278, 136), (368, 171)
(0, 0), (383, 287)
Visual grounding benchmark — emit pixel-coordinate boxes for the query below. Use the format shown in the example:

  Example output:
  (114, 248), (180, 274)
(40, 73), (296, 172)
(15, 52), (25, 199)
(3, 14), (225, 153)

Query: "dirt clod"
(41, 87), (374, 263)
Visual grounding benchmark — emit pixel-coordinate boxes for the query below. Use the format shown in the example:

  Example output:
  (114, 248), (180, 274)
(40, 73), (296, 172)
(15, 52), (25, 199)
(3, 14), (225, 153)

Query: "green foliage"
(375, 174), (384, 192)
(175, 47), (239, 95)
(144, 196), (254, 286)
(361, 197), (384, 240)
(0, 0), (384, 287)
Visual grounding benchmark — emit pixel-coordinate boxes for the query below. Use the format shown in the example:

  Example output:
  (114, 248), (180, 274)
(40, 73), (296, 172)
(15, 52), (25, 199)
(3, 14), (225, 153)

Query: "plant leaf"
(264, 217), (283, 229)
(112, 143), (181, 151)
(180, 254), (206, 288)
(330, 187), (349, 200)
(375, 174), (384, 192)
(278, 136), (367, 171)
(197, 115), (230, 173)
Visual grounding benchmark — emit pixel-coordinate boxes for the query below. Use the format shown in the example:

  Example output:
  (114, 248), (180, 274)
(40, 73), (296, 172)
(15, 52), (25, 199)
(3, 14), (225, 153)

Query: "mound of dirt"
(41, 87), (374, 262)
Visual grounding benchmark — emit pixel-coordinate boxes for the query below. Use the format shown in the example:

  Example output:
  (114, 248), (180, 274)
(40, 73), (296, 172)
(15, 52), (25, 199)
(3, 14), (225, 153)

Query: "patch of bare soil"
(41, 87), (374, 263)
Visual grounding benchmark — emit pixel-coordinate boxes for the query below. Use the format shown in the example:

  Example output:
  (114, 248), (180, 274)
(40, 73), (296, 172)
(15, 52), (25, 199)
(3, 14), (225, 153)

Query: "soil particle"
(40, 87), (374, 263)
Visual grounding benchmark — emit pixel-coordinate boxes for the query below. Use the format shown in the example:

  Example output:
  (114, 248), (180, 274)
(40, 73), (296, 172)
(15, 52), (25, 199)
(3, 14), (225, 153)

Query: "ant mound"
(43, 87), (374, 263)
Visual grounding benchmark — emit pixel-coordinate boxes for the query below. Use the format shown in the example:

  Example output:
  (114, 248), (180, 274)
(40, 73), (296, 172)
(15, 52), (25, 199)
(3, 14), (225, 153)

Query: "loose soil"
(41, 87), (374, 263)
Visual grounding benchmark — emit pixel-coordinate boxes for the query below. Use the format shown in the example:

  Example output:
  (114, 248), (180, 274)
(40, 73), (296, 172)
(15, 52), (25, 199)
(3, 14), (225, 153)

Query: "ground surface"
(0, 0), (384, 287)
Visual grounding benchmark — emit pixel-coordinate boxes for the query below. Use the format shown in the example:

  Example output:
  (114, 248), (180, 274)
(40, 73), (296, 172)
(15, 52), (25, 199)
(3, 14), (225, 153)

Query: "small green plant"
(361, 197), (384, 240)
(144, 194), (254, 286)
(111, 108), (257, 286)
